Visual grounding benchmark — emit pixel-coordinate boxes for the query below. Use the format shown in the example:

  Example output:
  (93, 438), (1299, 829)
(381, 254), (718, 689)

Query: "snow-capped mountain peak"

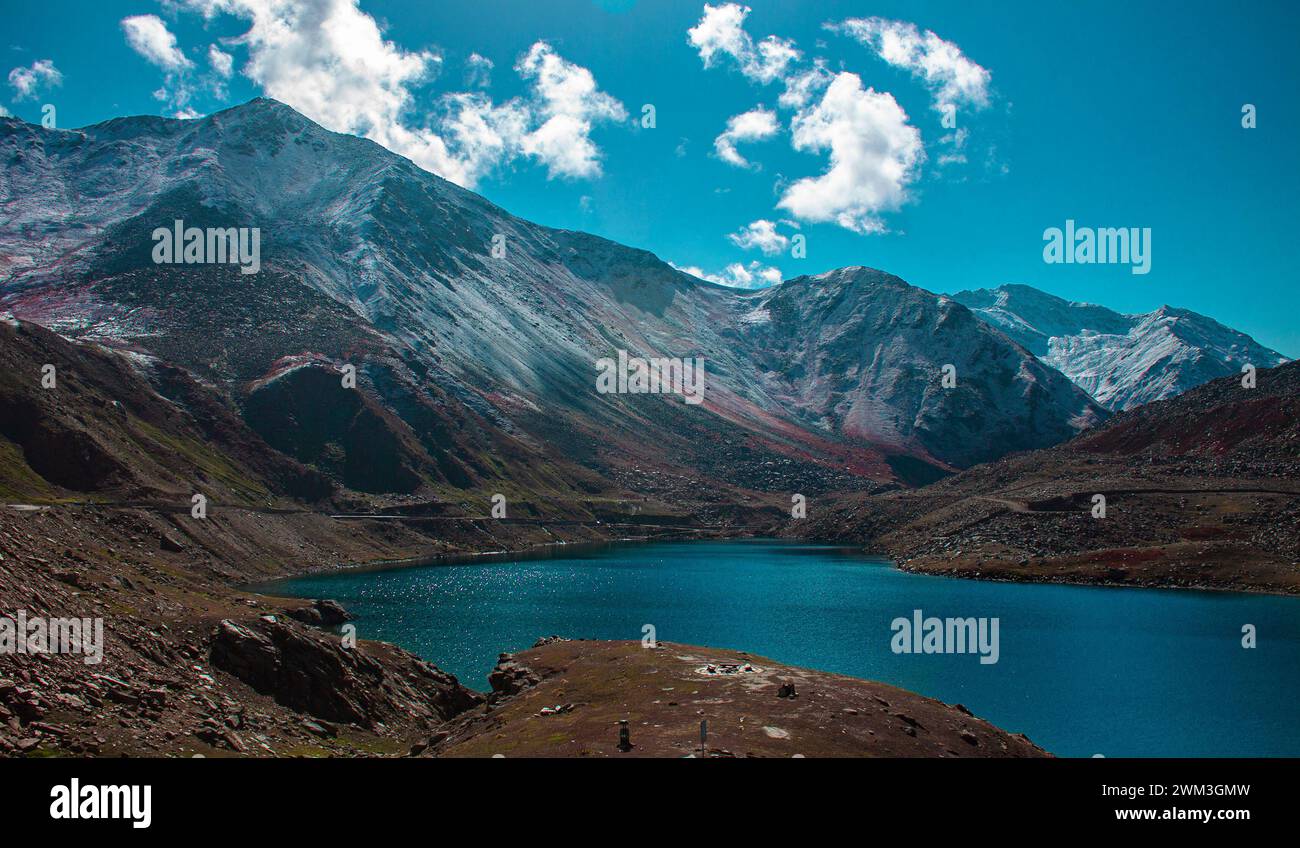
(952, 284), (1289, 410)
(3, 100), (1106, 493)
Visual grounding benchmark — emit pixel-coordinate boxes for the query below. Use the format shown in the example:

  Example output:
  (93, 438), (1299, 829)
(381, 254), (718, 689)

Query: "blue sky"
(3, 0), (1297, 355)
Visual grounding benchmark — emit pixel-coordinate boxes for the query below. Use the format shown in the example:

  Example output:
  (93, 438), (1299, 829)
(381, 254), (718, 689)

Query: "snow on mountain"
(744, 269), (1101, 467)
(1, 100), (1105, 494)
(953, 284), (1289, 411)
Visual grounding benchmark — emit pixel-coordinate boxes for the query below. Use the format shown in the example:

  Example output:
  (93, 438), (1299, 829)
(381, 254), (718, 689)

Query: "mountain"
(952, 284), (1289, 411)
(790, 359), (1300, 594)
(0, 98), (1104, 504)
(741, 269), (1101, 469)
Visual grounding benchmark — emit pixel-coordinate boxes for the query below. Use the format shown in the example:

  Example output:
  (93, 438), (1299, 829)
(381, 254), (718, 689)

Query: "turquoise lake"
(258, 539), (1300, 757)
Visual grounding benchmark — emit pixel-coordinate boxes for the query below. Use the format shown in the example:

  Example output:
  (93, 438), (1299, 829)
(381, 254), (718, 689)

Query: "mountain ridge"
(952, 283), (1289, 411)
(2, 98), (1104, 500)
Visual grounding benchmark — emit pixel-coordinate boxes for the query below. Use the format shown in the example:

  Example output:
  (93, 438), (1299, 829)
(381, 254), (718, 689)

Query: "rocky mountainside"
(746, 270), (1100, 468)
(1, 99), (1103, 506)
(953, 284), (1289, 411)
(0, 316), (331, 503)
(789, 360), (1300, 594)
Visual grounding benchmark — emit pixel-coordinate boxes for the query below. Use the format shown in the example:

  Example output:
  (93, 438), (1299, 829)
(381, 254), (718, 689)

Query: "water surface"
(260, 539), (1300, 757)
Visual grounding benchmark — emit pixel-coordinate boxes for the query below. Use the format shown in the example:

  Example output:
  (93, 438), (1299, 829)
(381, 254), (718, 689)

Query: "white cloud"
(7, 59), (62, 101)
(516, 41), (627, 180)
(676, 260), (774, 290)
(686, 8), (928, 234)
(777, 59), (832, 110)
(119, 15), (205, 116)
(776, 72), (923, 234)
(829, 17), (991, 112)
(687, 3), (800, 85)
(171, 1), (622, 187)
(208, 44), (234, 78)
(728, 219), (788, 255)
(434, 92), (530, 186)
(0, 104), (10, 117)
(464, 52), (493, 88)
(672, 259), (783, 289)
(713, 106), (777, 168)
(122, 15), (193, 71)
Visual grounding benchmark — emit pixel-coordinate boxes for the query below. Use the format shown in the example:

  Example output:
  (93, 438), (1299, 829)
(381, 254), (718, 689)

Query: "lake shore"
(261, 536), (1300, 757)
(6, 499), (1300, 757)
(6, 501), (1031, 758)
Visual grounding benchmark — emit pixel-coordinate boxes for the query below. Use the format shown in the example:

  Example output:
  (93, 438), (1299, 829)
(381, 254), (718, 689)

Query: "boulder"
(286, 599), (354, 627)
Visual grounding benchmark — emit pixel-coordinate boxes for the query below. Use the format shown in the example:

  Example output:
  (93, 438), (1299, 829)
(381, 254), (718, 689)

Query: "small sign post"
(618, 719), (632, 752)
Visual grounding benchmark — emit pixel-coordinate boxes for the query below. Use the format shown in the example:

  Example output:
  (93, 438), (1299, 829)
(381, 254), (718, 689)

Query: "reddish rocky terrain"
(790, 361), (1300, 595)
(432, 639), (1048, 758)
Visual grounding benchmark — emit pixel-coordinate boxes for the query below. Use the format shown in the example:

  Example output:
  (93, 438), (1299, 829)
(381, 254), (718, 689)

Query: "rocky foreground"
(0, 501), (1045, 757)
(0, 502), (477, 757)
(0, 496), (669, 757)
(432, 639), (1047, 758)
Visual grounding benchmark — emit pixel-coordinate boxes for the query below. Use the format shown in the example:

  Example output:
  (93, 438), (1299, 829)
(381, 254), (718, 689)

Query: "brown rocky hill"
(430, 640), (1048, 758)
(791, 361), (1300, 594)
(0, 316), (331, 503)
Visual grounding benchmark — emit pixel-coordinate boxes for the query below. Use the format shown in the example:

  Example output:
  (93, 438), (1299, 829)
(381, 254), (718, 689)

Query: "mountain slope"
(791, 360), (1300, 594)
(0, 314), (333, 503)
(2, 99), (1103, 502)
(953, 284), (1289, 411)
(744, 269), (1099, 467)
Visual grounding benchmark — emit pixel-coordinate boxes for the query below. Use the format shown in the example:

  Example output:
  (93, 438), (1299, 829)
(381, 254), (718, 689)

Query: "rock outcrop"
(285, 599), (353, 627)
(210, 617), (481, 727)
(486, 652), (542, 703)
